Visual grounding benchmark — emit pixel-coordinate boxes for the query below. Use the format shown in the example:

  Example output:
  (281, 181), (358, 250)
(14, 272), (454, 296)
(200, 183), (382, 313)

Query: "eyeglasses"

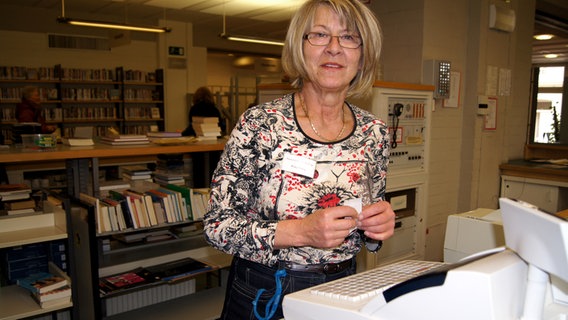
(303, 32), (362, 49)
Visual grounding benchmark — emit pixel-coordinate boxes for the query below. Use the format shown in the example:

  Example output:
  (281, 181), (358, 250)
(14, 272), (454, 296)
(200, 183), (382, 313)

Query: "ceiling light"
(57, 17), (171, 33)
(545, 53), (558, 59)
(534, 34), (554, 40)
(219, 33), (284, 46)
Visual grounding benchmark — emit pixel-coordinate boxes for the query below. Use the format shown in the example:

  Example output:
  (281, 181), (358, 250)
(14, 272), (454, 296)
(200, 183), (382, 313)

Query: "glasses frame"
(303, 32), (362, 49)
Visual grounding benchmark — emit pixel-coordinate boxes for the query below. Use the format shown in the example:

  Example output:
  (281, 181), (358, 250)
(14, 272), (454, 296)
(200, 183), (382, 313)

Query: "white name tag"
(282, 153), (316, 178)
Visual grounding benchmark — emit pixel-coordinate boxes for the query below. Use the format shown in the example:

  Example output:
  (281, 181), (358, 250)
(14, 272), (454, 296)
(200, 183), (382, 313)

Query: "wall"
(371, 0), (534, 261)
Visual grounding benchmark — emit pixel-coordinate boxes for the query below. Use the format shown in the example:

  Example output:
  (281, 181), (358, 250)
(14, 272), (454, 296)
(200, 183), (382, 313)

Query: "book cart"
(0, 140), (231, 319)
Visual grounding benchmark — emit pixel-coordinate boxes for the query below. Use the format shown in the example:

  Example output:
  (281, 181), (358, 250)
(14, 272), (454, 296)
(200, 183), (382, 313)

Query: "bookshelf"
(0, 65), (165, 142)
(0, 203), (72, 320)
(0, 141), (229, 319)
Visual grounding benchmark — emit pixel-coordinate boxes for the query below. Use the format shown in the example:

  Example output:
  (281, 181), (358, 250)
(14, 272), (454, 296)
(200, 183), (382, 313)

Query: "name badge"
(282, 153), (316, 178)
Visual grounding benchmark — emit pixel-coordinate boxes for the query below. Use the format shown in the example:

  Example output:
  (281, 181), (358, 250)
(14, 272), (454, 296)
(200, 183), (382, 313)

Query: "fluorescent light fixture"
(57, 17), (171, 33)
(545, 53), (558, 59)
(219, 33), (284, 46)
(534, 34), (554, 41)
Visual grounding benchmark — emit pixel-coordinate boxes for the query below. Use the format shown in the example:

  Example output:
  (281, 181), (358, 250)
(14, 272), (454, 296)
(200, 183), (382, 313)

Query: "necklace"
(299, 93), (346, 142)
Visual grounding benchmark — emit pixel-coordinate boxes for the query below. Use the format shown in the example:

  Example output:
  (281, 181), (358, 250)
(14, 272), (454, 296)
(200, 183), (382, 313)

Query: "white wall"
(372, 0), (534, 261)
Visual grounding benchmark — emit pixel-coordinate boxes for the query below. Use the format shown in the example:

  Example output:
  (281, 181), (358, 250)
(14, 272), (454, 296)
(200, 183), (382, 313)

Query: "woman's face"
(29, 90), (41, 105)
(303, 6), (361, 93)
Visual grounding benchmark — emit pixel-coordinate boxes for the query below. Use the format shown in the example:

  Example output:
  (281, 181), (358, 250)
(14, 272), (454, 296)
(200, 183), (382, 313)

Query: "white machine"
(282, 198), (568, 320)
(443, 208), (505, 263)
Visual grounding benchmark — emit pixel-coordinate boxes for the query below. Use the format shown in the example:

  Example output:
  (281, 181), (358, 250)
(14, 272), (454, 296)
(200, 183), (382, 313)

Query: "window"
(530, 65), (566, 144)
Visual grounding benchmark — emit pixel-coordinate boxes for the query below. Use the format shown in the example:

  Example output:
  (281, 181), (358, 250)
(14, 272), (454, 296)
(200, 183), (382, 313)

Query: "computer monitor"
(499, 197), (568, 319)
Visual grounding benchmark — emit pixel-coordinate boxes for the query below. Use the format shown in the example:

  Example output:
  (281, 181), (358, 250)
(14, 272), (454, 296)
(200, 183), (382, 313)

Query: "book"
(122, 173), (153, 181)
(104, 134), (147, 140)
(165, 184), (193, 221)
(6, 208), (37, 215)
(33, 294), (71, 309)
(191, 116), (219, 123)
(123, 189), (157, 226)
(61, 137), (94, 146)
(108, 190), (136, 229)
(79, 193), (103, 233)
(190, 188), (210, 220)
(157, 187), (184, 222)
(99, 268), (154, 295)
(17, 272), (68, 294)
(146, 131), (182, 138)
(100, 139), (150, 146)
(3, 198), (35, 210)
(33, 285), (71, 302)
(146, 189), (175, 223)
(0, 184), (31, 201)
(145, 257), (212, 283)
(102, 198), (127, 231)
(121, 165), (152, 176)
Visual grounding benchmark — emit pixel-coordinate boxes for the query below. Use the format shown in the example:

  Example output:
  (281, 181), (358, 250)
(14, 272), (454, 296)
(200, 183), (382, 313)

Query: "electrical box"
(423, 59), (451, 99)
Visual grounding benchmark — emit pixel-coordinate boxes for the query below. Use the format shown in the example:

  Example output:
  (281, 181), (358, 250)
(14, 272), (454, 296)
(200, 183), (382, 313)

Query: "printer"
(443, 208), (505, 263)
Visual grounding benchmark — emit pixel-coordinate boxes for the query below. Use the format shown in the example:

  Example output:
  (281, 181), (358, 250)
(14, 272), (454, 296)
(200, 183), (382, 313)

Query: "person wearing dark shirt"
(183, 86), (224, 187)
(16, 86), (56, 133)
(182, 86), (225, 136)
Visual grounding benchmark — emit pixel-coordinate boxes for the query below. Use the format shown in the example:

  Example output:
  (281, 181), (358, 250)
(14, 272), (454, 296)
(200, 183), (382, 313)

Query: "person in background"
(204, 1), (395, 319)
(16, 86), (56, 133)
(181, 86), (226, 137)
(183, 86), (225, 187)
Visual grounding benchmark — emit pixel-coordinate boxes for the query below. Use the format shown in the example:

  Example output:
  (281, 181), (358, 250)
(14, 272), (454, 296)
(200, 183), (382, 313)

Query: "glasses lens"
(305, 33), (361, 48)
(339, 35), (361, 48)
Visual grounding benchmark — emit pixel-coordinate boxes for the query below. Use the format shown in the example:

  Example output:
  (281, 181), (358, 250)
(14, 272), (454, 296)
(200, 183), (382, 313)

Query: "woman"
(16, 86), (56, 133)
(204, 0), (395, 319)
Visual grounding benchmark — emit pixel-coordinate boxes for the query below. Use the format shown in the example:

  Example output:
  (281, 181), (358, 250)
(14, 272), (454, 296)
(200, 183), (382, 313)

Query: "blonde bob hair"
(281, 0), (382, 99)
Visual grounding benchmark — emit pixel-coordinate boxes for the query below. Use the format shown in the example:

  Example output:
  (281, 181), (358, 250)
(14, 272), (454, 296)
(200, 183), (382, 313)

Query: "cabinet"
(0, 141), (229, 319)
(0, 202), (72, 320)
(0, 65), (165, 142)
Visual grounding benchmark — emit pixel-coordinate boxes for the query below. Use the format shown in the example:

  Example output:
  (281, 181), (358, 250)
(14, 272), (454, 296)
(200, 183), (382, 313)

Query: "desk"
(500, 160), (568, 213)
(0, 140), (226, 197)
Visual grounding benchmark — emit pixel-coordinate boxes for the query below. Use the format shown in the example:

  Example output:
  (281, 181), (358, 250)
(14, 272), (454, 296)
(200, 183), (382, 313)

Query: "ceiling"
(1, 0), (567, 64)
(533, 0), (568, 64)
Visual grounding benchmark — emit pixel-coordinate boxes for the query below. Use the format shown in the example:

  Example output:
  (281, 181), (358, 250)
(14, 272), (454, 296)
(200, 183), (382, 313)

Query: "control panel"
(385, 97), (427, 172)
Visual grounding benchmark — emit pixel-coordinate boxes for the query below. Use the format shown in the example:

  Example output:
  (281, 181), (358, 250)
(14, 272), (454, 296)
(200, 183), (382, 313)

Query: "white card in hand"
(344, 198), (362, 234)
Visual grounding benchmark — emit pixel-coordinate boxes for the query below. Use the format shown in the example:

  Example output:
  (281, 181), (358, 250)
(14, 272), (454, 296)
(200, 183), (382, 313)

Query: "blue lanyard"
(252, 269), (287, 320)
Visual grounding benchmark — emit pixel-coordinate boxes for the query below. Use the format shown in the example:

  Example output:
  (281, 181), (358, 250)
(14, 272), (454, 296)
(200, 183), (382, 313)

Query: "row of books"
(0, 66), (58, 80)
(0, 66), (157, 83)
(79, 184), (210, 234)
(1, 87), (58, 101)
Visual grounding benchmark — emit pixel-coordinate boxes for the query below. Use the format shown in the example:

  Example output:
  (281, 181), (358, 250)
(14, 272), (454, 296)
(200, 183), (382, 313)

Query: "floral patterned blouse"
(204, 93), (390, 266)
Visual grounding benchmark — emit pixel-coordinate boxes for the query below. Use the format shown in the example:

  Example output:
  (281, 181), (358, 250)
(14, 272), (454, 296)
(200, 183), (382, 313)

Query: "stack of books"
(121, 165), (153, 183)
(16, 266), (71, 308)
(192, 116), (221, 140)
(153, 154), (188, 186)
(0, 184), (35, 215)
(100, 134), (150, 146)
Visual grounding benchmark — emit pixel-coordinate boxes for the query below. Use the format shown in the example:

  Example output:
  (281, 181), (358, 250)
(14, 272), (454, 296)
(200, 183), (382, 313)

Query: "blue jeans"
(219, 256), (356, 320)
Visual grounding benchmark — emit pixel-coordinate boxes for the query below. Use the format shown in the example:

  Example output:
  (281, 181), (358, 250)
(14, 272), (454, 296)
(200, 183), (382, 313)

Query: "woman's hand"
(356, 201), (396, 241)
(275, 206), (358, 249)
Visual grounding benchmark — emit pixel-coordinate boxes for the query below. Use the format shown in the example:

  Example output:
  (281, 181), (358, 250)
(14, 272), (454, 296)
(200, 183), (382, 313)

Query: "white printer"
(443, 208), (505, 263)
